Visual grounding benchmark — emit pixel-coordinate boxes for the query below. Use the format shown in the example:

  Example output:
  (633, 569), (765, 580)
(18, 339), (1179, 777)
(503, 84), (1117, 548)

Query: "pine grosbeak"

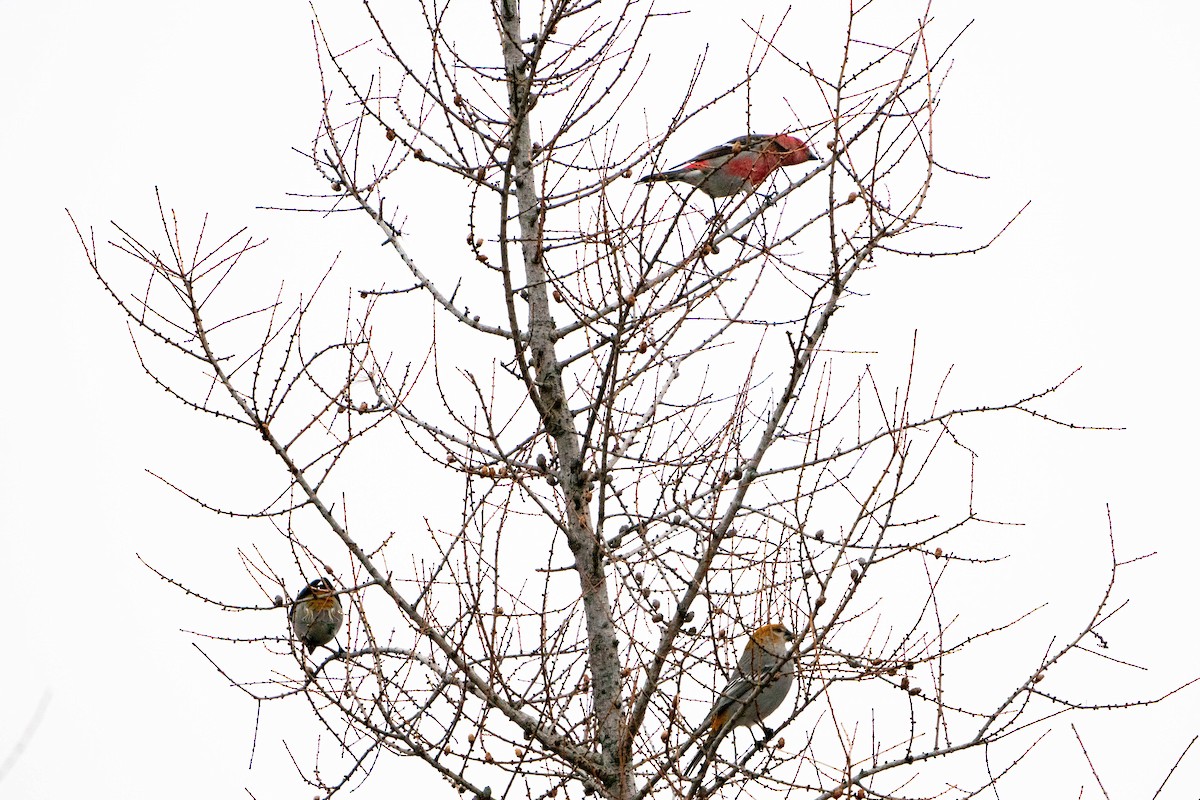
(638, 134), (819, 198)
(291, 577), (343, 654)
(684, 623), (796, 776)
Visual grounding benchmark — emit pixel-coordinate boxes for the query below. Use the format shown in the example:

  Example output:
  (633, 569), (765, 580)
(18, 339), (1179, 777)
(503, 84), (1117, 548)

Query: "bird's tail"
(681, 716), (718, 776)
(683, 744), (708, 776)
(636, 168), (688, 185)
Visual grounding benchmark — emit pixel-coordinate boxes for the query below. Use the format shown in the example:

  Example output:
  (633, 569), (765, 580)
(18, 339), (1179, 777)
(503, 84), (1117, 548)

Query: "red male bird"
(638, 134), (819, 198)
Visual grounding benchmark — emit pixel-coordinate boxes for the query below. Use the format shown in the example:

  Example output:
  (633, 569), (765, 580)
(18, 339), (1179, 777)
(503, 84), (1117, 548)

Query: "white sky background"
(2, 1), (1198, 797)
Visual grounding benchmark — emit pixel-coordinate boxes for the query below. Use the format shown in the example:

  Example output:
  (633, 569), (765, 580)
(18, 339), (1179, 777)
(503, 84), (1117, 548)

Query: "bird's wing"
(672, 134), (773, 169)
(714, 668), (756, 713)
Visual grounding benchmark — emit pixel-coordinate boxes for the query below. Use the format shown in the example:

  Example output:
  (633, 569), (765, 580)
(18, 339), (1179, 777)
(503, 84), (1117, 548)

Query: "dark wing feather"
(672, 134), (773, 168)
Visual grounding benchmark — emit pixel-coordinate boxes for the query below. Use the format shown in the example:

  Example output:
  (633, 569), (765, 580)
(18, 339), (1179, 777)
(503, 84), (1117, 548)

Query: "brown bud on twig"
(386, 128), (396, 141)
(553, 289), (564, 303)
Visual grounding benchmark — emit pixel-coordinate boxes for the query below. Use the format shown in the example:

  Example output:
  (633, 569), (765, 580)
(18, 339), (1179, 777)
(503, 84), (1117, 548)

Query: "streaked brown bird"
(290, 577), (343, 654)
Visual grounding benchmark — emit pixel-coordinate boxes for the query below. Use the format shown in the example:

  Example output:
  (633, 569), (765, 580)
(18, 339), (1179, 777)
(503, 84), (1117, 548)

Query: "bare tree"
(71, 1), (1189, 798)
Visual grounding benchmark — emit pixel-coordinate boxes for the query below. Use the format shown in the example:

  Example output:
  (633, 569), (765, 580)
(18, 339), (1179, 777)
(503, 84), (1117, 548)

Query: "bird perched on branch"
(290, 577), (344, 654)
(638, 134), (819, 198)
(684, 623), (796, 776)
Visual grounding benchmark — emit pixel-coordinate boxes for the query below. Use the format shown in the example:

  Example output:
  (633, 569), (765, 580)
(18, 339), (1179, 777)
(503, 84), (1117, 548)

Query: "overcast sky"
(2, 2), (1197, 797)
